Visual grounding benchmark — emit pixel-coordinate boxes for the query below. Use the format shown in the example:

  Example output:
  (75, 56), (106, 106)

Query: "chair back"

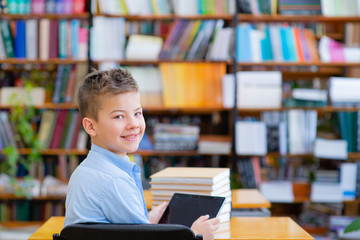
(53, 223), (202, 240)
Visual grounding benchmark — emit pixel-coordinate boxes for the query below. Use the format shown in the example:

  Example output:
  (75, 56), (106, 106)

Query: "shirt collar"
(90, 143), (135, 174)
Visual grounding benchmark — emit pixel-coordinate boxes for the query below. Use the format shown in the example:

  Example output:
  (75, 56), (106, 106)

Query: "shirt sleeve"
(100, 174), (150, 224)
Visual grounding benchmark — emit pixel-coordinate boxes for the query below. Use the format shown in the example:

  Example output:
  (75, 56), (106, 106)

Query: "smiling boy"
(64, 68), (219, 240)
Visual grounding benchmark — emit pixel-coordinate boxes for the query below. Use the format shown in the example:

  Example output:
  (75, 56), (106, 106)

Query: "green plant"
(0, 83), (42, 197)
(344, 217), (360, 234)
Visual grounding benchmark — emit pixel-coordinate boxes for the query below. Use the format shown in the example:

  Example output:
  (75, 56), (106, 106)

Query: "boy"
(64, 68), (220, 240)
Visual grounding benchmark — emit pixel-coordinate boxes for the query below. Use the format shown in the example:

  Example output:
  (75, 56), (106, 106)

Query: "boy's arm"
(102, 178), (150, 223)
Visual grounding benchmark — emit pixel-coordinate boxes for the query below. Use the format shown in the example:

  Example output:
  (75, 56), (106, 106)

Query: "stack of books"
(150, 167), (231, 231)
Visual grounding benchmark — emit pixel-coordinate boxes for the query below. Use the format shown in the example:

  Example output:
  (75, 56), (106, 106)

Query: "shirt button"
(134, 166), (139, 171)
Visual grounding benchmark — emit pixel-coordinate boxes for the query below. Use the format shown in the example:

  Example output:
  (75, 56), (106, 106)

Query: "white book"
(292, 88), (328, 101)
(260, 181), (294, 203)
(0, 87), (45, 106)
(311, 182), (343, 202)
(25, 19), (38, 59)
(222, 74), (235, 108)
(150, 167), (230, 185)
(150, 188), (231, 198)
(313, 138), (347, 160)
(236, 71), (282, 108)
(172, 0), (198, 15)
(340, 163), (357, 200)
(235, 121), (267, 155)
(39, 18), (50, 60)
(330, 77), (360, 103)
(150, 179), (230, 191)
(125, 34), (163, 60)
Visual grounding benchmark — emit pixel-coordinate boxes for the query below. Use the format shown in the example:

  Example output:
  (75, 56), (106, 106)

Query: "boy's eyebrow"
(110, 107), (143, 113)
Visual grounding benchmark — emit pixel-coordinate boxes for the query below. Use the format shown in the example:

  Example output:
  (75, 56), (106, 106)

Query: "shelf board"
(0, 149), (88, 155)
(236, 61), (360, 67)
(94, 13), (233, 20)
(0, 194), (65, 200)
(0, 58), (88, 64)
(237, 14), (360, 22)
(93, 60), (232, 65)
(143, 106), (231, 113)
(239, 152), (360, 159)
(0, 13), (90, 19)
(237, 106), (360, 112)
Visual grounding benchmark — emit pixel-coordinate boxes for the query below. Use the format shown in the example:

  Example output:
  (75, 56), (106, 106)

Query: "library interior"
(0, 0), (360, 239)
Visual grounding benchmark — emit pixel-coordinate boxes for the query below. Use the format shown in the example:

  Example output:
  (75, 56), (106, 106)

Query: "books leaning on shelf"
(236, 23), (320, 63)
(319, 36), (360, 63)
(150, 167), (231, 229)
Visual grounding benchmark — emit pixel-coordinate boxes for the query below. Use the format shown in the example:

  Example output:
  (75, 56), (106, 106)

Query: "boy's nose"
(127, 117), (139, 129)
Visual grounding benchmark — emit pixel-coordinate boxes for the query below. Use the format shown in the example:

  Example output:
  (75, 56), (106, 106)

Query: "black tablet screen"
(158, 193), (225, 227)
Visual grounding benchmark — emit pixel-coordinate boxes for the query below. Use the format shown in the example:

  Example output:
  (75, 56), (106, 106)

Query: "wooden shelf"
(0, 58), (88, 64)
(0, 13), (89, 19)
(93, 59), (232, 65)
(143, 106), (231, 113)
(0, 194), (65, 201)
(237, 106), (360, 113)
(0, 149), (88, 155)
(239, 152), (360, 159)
(94, 13), (233, 20)
(237, 14), (360, 22)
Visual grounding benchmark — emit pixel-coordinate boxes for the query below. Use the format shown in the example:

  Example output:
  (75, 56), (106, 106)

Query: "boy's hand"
(190, 215), (220, 240)
(148, 202), (167, 224)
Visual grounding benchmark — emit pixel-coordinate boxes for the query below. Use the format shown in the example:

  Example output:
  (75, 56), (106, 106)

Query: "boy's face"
(87, 91), (145, 158)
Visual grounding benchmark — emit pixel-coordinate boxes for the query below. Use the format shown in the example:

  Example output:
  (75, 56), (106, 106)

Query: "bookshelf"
(234, 0), (360, 237)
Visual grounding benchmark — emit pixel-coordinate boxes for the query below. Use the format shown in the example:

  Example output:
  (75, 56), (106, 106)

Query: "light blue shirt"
(64, 144), (149, 227)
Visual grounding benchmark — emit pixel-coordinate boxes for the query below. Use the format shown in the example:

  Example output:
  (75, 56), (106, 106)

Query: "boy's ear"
(82, 117), (97, 137)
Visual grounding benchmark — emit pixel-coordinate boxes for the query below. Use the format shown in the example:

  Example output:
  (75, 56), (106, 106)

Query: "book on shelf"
(90, 16), (125, 61)
(260, 180), (294, 203)
(340, 162), (357, 200)
(319, 36), (360, 63)
(235, 120), (267, 155)
(278, 0), (322, 15)
(310, 182), (343, 202)
(197, 135), (231, 155)
(125, 34), (163, 61)
(329, 77), (360, 106)
(0, 87), (46, 106)
(313, 138), (347, 160)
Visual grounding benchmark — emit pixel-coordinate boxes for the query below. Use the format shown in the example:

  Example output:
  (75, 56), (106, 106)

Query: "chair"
(53, 223), (203, 240)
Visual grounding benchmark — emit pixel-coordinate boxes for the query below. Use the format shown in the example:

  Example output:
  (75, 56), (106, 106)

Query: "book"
(150, 167), (230, 185)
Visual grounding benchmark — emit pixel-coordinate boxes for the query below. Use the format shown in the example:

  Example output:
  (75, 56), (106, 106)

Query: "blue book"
(279, 26), (290, 61)
(71, 19), (79, 59)
(260, 26), (273, 61)
(14, 20), (26, 58)
(236, 24), (252, 62)
(285, 27), (297, 62)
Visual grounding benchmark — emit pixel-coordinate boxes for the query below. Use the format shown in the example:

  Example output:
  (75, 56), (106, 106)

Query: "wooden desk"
(231, 189), (271, 209)
(143, 189), (270, 209)
(28, 216), (313, 240)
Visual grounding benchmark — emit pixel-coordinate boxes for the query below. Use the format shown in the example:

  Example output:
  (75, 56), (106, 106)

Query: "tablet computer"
(158, 193), (226, 228)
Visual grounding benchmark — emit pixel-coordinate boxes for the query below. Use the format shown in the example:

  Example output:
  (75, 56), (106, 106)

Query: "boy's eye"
(135, 112), (142, 117)
(114, 115), (124, 119)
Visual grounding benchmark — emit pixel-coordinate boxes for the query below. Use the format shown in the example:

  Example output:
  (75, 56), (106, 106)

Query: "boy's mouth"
(122, 134), (138, 141)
